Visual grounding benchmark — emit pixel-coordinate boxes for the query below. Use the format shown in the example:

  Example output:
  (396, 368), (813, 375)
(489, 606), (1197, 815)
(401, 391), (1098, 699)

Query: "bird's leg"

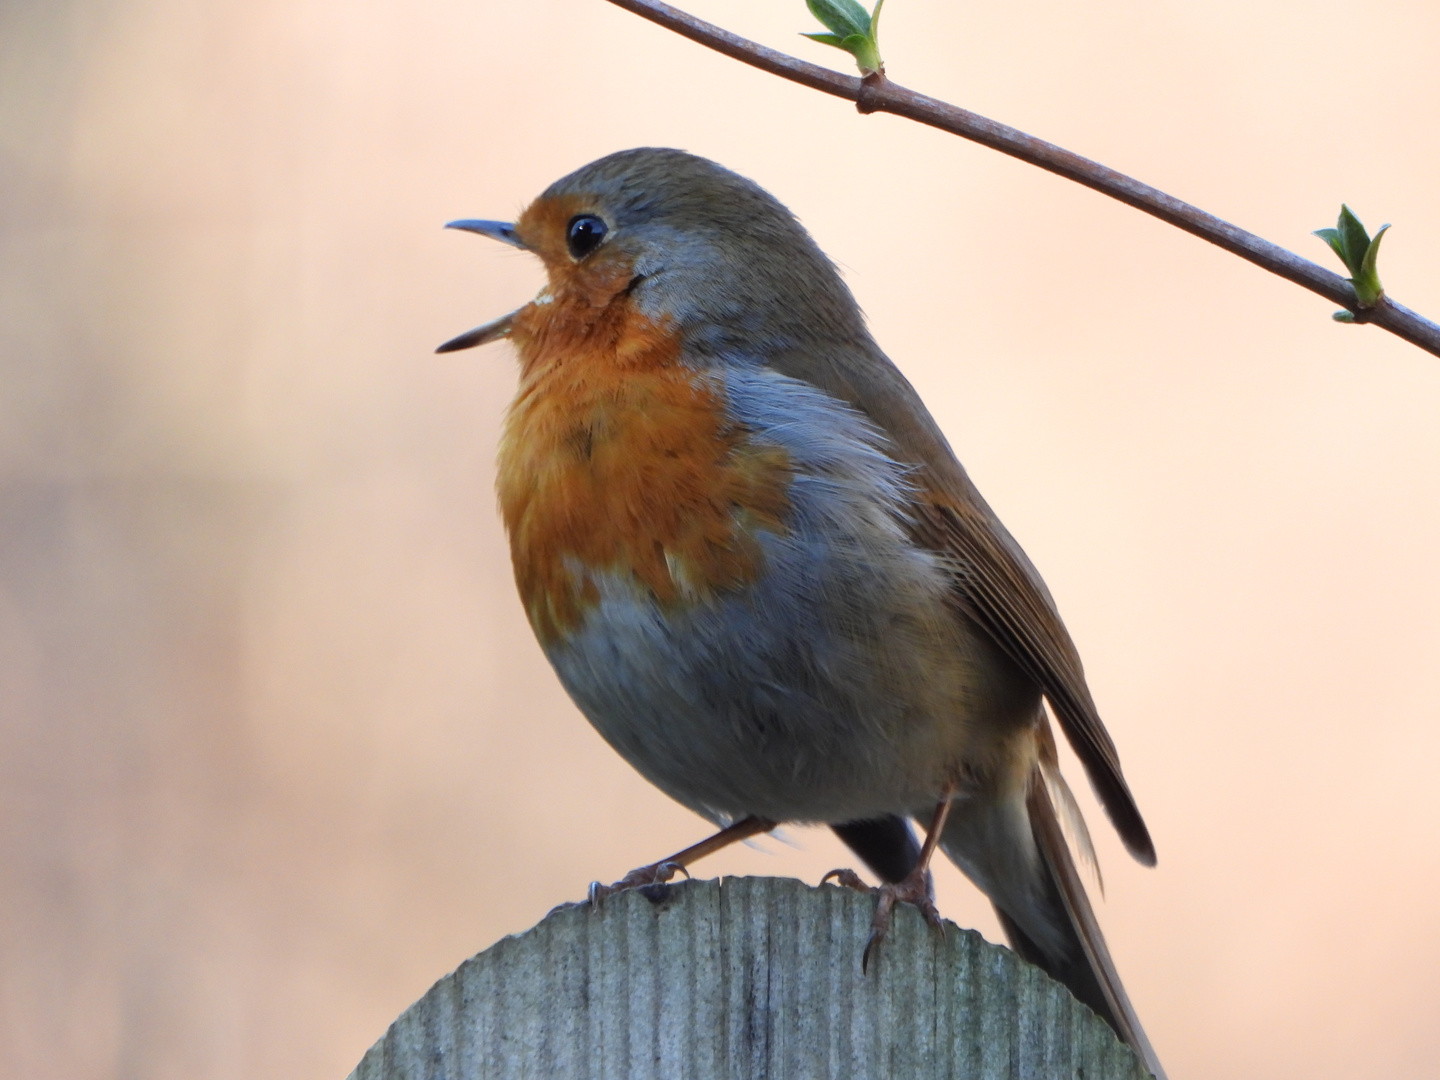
(588, 815), (777, 904)
(848, 786), (957, 972)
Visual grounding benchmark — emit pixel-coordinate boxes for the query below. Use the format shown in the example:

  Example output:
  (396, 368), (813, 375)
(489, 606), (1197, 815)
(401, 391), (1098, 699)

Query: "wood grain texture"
(348, 876), (1150, 1080)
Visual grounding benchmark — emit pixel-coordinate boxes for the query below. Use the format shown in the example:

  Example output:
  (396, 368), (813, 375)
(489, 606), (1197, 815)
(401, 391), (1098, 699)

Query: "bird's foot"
(587, 860), (689, 906)
(821, 867), (871, 893)
(860, 866), (942, 973)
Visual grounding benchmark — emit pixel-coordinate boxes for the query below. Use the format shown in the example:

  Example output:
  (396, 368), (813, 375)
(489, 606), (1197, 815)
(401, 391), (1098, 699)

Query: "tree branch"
(604, 0), (1440, 360)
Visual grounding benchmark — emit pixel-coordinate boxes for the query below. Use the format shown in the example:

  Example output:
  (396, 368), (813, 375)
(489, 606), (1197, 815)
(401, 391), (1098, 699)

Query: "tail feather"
(829, 772), (1165, 1078)
(934, 752), (1165, 1079)
(831, 815), (922, 885)
(1024, 770), (1166, 1079)
(1040, 759), (1102, 894)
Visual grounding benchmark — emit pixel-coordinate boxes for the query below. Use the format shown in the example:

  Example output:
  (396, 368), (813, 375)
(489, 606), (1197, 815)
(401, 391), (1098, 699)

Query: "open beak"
(435, 310), (517, 354)
(444, 218), (526, 248)
(436, 219), (527, 353)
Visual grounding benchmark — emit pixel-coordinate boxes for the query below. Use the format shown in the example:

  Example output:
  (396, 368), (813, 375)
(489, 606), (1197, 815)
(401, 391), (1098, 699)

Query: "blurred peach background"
(2, 0), (1438, 1076)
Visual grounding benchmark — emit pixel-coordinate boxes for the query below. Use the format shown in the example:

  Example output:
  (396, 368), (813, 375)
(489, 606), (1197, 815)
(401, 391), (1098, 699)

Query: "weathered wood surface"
(348, 876), (1149, 1080)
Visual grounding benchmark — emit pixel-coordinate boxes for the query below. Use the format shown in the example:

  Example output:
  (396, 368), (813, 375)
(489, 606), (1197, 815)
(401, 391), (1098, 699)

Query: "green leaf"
(806, 0), (872, 39)
(841, 32), (882, 73)
(1315, 205), (1389, 310)
(1336, 204), (1371, 275)
(1355, 223), (1390, 305)
(1312, 227), (1346, 265)
(802, 0), (885, 74)
(1332, 310), (1357, 323)
(870, 0), (887, 37)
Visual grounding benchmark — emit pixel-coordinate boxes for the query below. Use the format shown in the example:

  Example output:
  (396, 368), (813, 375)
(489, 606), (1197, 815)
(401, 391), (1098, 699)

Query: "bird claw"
(588, 860), (690, 906)
(860, 867), (942, 974)
(822, 867), (871, 893)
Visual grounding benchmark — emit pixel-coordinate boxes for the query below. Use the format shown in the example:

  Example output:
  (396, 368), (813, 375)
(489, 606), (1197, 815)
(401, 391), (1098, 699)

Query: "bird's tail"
(830, 726), (1165, 1077)
(935, 747), (1166, 1080)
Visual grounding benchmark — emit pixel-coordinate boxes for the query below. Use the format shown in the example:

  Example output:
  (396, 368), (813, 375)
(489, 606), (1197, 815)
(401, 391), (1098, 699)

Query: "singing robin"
(439, 148), (1164, 1077)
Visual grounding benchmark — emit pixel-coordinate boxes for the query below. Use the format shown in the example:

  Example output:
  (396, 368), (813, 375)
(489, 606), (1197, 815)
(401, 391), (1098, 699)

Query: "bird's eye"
(566, 215), (608, 259)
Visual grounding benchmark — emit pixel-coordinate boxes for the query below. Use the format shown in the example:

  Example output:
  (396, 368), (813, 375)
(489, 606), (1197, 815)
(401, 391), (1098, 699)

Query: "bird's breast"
(497, 293), (792, 644)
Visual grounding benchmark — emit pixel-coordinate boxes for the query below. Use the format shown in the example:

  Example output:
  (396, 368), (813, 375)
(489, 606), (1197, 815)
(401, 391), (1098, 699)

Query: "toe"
(822, 868), (871, 893)
(589, 860), (687, 905)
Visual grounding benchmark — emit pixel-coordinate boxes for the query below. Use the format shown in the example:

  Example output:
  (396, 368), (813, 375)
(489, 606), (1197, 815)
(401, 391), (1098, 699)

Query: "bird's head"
(437, 148), (868, 364)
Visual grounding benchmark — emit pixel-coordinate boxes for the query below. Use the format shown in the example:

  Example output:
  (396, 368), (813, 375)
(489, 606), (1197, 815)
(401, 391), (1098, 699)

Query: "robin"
(439, 148), (1164, 1077)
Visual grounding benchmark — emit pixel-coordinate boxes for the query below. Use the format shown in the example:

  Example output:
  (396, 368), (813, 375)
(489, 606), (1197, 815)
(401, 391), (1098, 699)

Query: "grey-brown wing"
(912, 491), (1156, 865)
(770, 341), (1154, 863)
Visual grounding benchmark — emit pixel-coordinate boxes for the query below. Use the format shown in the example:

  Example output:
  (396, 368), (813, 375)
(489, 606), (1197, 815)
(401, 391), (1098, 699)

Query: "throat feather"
(498, 296), (791, 643)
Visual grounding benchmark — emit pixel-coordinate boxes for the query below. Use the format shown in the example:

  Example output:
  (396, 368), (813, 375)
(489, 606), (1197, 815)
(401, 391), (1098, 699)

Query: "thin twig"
(604, 0), (1440, 360)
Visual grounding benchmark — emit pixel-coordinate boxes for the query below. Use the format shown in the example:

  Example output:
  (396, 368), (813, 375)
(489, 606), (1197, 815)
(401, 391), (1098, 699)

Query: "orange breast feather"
(497, 291), (791, 644)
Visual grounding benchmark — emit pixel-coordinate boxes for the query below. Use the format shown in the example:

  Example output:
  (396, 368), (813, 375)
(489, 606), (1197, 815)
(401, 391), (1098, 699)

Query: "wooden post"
(348, 876), (1150, 1079)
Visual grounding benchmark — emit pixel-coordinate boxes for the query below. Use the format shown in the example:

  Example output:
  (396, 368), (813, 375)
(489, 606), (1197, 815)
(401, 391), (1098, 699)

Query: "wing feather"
(765, 340), (1155, 863)
(911, 493), (1156, 864)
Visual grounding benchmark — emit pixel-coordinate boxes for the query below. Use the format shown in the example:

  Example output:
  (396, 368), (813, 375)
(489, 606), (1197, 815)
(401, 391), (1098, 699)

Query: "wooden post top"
(349, 876), (1150, 1080)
